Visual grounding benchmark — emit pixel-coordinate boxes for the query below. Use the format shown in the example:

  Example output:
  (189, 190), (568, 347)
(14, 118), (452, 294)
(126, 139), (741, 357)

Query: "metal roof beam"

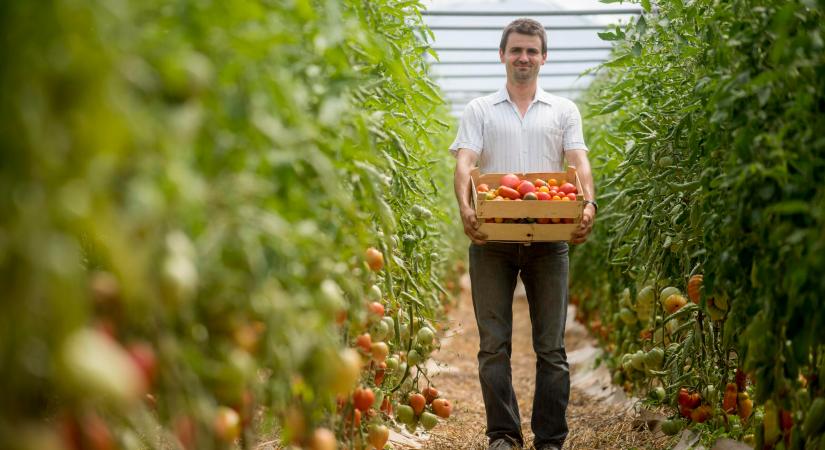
(422, 9), (642, 16)
(433, 46), (612, 51)
(427, 25), (609, 31)
(429, 59), (606, 65)
(435, 73), (595, 78)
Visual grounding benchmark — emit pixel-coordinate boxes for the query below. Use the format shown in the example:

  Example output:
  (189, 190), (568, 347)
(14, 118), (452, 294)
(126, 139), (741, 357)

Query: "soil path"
(398, 275), (675, 450)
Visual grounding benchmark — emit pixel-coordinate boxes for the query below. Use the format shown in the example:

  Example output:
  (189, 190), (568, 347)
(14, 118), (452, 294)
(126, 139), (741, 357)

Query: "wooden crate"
(470, 167), (584, 243)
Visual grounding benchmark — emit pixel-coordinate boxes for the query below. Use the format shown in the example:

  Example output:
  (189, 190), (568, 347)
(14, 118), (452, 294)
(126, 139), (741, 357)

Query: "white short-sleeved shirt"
(449, 86), (588, 174)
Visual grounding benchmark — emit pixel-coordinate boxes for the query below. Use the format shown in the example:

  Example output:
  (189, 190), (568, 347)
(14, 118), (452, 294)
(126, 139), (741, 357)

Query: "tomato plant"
(570, 0), (825, 447)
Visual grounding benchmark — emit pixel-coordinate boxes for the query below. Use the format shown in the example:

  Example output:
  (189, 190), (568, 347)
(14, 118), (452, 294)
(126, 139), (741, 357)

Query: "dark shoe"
(536, 445), (561, 450)
(488, 438), (521, 450)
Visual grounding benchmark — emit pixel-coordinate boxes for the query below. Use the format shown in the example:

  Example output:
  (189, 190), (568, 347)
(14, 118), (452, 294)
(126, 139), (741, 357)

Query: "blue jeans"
(469, 242), (570, 449)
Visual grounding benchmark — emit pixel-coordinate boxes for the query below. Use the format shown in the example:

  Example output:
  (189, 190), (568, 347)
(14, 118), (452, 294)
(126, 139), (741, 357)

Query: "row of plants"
(0, 0), (463, 449)
(571, 0), (825, 448)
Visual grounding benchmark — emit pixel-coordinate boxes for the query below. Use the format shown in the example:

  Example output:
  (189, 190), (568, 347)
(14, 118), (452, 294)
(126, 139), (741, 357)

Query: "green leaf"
(636, 15), (648, 35)
(641, 0), (652, 12)
(597, 101), (624, 116)
(598, 31), (621, 41)
(603, 53), (633, 68)
(766, 201), (810, 216)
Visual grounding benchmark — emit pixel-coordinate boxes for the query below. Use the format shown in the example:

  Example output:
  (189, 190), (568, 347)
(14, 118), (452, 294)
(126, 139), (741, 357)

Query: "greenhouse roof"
(421, 0), (641, 115)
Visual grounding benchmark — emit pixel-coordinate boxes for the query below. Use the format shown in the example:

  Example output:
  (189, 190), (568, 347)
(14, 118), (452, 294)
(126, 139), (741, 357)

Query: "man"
(449, 18), (597, 450)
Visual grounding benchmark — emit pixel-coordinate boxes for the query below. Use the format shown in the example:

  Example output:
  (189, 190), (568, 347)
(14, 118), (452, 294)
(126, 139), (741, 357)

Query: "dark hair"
(499, 18), (547, 54)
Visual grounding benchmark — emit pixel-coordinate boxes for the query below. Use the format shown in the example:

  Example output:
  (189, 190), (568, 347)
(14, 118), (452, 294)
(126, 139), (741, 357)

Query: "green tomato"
(619, 308), (637, 325)
(382, 317), (395, 340)
(637, 285), (655, 307)
(370, 320), (390, 342)
(407, 349), (422, 366)
(416, 327), (435, 346)
(385, 356), (399, 373)
(420, 411), (439, 430)
(396, 405), (415, 425)
(661, 419), (683, 436)
(368, 284), (382, 302)
(649, 386), (666, 402)
(659, 286), (681, 305)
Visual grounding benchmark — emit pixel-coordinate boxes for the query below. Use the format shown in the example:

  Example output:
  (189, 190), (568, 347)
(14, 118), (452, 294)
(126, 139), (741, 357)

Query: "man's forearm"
(453, 150), (477, 212)
(566, 150), (596, 202)
(454, 165), (473, 212)
(578, 162), (596, 202)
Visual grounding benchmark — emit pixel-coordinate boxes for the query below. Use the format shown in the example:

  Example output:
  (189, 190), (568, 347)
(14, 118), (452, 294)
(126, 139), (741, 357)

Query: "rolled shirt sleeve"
(449, 100), (484, 157)
(562, 102), (588, 151)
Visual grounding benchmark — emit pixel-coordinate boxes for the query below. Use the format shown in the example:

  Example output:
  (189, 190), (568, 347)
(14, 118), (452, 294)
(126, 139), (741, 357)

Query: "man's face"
(499, 32), (546, 84)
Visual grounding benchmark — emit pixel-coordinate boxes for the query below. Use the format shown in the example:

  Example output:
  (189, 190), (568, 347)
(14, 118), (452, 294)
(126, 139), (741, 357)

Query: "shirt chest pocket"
(540, 126), (565, 162)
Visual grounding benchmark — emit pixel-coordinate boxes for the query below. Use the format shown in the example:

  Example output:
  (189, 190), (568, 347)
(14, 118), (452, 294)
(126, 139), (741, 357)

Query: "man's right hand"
(461, 206), (487, 245)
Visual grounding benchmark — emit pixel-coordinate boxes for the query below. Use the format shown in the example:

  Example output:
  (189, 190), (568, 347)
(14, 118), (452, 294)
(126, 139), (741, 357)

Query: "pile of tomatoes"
(477, 173), (578, 202)
(476, 173), (579, 224)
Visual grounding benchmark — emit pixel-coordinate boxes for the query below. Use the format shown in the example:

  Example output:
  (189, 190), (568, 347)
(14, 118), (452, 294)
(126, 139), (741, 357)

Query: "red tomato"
(566, 193), (577, 201)
(432, 398), (452, 418)
(423, 386), (439, 404)
(534, 178), (547, 188)
(558, 182), (577, 195)
(536, 192), (551, 201)
(499, 174), (521, 189)
(688, 392), (702, 409)
(498, 186), (521, 200)
(368, 302), (384, 318)
(677, 388), (691, 407)
(353, 387), (375, 412)
(356, 333), (372, 353)
(690, 405), (712, 423)
(477, 183), (490, 193)
(516, 180), (536, 196)
(408, 393), (426, 415)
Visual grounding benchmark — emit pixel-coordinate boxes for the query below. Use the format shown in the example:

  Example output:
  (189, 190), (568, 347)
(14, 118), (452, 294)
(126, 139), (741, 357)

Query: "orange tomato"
(687, 274), (703, 304)
(365, 247), (384, 271)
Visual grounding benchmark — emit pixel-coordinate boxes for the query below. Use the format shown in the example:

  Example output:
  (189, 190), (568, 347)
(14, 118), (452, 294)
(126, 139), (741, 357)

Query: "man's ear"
(499, 49), (505, 63)
(541, 52), (547, 65)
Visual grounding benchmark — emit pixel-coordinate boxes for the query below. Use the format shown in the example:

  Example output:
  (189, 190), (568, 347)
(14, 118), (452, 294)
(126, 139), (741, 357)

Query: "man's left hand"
(571, 203), (596, 244)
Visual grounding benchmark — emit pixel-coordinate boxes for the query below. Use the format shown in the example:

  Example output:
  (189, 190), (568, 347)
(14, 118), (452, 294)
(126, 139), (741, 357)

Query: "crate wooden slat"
(476, 223), (579, 242)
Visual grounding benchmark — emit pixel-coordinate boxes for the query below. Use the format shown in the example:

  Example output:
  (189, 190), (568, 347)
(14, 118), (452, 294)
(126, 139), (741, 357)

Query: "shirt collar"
(535, 86), (554, 105)
(493, 86), (554, 105)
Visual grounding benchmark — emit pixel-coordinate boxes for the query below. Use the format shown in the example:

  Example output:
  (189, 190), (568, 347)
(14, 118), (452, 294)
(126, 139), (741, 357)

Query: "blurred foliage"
(0, 0), (462, 448)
